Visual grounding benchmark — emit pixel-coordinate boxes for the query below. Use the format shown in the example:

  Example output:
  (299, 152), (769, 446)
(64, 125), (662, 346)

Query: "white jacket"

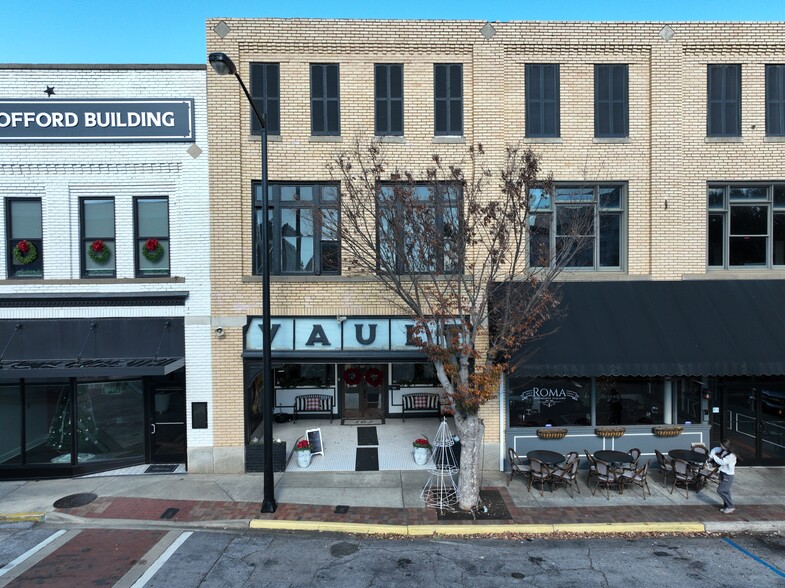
(710, 447), (736, 475)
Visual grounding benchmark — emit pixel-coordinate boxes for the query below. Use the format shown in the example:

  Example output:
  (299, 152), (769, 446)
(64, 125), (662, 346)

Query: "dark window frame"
(766, 64), (785, 137)
(5, 197), (43, 279)
(707, 64), (741, 137)
(707, 183), (785, 269)
(253, 182), (341, 276)
(528, 183), (625, 271)
(525, 63), (560, 138)
(249, 62), (281, 136)
(376, 181), (463, 275)
(134, 196), (170, 278)
(375, 63), (404, 136)
(80, 197), (116, 279)
(434, 63), (463, 136)
(310, 63), (341, 136)
(594, 64), (629, 138)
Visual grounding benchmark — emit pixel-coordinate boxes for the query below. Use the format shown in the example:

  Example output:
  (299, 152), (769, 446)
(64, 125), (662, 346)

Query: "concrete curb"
(248, 519), (707, 536)
(0, 512), (46, 523)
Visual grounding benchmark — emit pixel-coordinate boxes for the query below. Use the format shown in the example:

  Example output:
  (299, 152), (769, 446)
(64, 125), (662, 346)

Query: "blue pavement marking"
(723, 537), (785, 579)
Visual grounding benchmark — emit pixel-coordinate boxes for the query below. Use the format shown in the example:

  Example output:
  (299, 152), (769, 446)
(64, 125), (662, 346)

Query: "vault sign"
(520, 387), (580, 408)
(0, 99), (195, 142)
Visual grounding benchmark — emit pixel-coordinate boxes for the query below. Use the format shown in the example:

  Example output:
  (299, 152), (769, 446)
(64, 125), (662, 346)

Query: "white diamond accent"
(187, 144), (203, 159)
(481, 22), (496, 40)
(659, 25), (675, 42)
(214, 21), (230, 39)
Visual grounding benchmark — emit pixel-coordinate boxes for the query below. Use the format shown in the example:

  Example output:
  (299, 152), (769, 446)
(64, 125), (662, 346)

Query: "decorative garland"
(364, 367), (384, 387)
(342, 367), (361, 386)
(88, 240), (111, 264)
(142, 238), (164, 263)
(12, 240), (38, 265)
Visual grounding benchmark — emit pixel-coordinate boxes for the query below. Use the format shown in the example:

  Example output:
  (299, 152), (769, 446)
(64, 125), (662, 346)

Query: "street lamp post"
(209, 51), (276, 513)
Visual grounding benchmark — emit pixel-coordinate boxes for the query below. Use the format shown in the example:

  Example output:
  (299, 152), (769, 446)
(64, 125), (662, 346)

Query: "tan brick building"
(205, 19), (785, 473)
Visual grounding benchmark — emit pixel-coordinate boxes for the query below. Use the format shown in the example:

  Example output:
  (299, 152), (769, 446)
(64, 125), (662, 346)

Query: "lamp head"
(209, 52), (237, 76)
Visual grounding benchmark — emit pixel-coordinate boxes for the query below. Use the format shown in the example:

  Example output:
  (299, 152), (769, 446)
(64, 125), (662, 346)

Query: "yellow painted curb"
(250, 519), (705, 536)
(0, 512), (46, 523)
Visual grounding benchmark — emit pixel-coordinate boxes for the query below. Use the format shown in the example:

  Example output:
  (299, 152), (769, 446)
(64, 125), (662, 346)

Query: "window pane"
(26, 383), (71, 464)
(321, 185), (338, 202)
(392, 362), (440, 387)
(729, 236), (767, 266)
(281, 186), (313, 202)
(508, 377), (592, 427)
(599, 186), (621, 209)
(774, 213), (785, 265)
(556, 188), (594, 204)
(390, 100), (403, 133)
(708, 187), (725, 209)
(729, 186), (767, 200)
(311, 101), (324, 133)
(558, 236), (594, 267)
(77, 381), (144, 462)
(449, 99), (462, 133)
(449, 65), (462, 97)
(138, 238), (169, 275)
(599, 214), (620, 267)
(10, 200), (42, 238)
(529, 189), (552, 210)
(390, 65), (402, 98)
(708, 213), (725, 266)
(326, 66), (339, 97)
(774, 185), (785, 208)
(375, 66), (387, 97)
(434, 101), (446, 133)
(0, 385), (21, 464)
(311, 66), (324, 96)
(137, 198), (168, 236)
(281, 208), (314, 272)
(327, 100), (340, 132)
(730, 205), (767, 235)
(528, 213), (551, 266)
(83, 199), (114, 237)
(434, 65), (446, 98)
(598, 378), (664, 426)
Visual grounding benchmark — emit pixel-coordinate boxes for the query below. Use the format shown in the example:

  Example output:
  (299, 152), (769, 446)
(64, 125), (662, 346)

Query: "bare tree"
(329, 138), (588, 510)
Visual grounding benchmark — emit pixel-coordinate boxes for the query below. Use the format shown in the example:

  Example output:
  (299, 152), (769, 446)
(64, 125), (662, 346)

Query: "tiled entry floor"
(254, 417), (451, 472)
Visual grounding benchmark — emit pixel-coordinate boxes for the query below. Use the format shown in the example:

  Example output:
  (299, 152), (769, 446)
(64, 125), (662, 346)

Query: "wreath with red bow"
(364, 368), (384, 387)
(342, 367), (361, 386)
(12, 240), (37, 265)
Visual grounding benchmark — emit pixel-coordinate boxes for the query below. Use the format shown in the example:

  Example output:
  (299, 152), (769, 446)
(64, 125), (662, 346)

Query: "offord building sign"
(0, 99), (194, 142)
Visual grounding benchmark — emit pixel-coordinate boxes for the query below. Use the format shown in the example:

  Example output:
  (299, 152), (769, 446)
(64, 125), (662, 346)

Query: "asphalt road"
(1, 522), (784, 587)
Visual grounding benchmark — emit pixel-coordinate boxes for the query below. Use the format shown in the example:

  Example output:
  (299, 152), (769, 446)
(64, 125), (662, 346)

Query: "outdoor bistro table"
(668, 449), (708, 465)
(527, 450), (565, 466)
(594, 450), (633, 466)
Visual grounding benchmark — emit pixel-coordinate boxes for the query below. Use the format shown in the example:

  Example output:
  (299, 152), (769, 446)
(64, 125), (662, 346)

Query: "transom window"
(528, 184), (624, 270)
(253, 183), (340, 276)
(766, 64), (785, 137)
(249, 63), (280, 135)
(434, 64), (463, 136)
(6, 198), (43, 279)
(310, 64), (340, 136)
(708, 183), (785, 268)
(135, 197), (169, 278)
(375, 64), (403, 136)
(525, 63), (560, 138)
(707, 64), (741, 137)
(377, 182), (462, 275)
(594, 64), (628, 138)
(81, 198), (115, 278)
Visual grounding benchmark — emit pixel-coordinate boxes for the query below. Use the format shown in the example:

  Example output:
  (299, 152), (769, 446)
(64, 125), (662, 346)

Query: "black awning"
(510, 279), (785, 377)
(0, 357), (184, 378)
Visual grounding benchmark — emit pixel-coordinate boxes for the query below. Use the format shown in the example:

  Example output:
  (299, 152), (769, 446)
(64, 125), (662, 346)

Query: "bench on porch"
(402, 392), (441, 421)
(293, 394), (334, 423)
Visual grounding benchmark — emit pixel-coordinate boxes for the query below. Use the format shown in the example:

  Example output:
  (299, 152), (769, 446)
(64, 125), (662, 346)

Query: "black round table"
(668, 449), (708, 464)
(527, 450), (564, 466)
(594, 450), (633, 465)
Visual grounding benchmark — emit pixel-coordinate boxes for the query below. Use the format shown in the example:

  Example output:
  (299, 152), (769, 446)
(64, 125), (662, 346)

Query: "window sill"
(309, 135), (343, 143)
(432, 136), (465, 144)
(248, 134), (283, 142)
(0, 276), (185, 285)
(692, 270), (785, 279)
(524, 137), (563, 144)
(375, 135), (406, 143)
(593, 137), (631, 144)
(705, 136), (742, 143)
(764, 136), (785, 143)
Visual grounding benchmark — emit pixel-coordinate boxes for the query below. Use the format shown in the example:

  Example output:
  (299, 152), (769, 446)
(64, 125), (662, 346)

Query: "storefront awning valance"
(508, 279), (785, 378)
(0, 357), (184, 378)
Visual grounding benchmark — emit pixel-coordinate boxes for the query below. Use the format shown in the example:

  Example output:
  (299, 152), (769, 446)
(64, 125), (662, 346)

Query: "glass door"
(150, 387), (186, 463)
(721, 379), (785, 464)
(340, 364), (385, 419)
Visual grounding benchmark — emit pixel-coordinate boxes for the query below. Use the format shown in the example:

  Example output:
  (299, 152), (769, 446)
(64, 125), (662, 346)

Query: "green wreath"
(12, 240), (38, 265)
(88, 240), (111, 264)
(142, 238), (164, 263)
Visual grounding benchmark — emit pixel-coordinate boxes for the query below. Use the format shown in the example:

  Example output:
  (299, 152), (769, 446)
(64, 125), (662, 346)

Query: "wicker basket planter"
(536, 427), (568, 440)
(595, 426), (626, 438)
(652, 425), (684, 438)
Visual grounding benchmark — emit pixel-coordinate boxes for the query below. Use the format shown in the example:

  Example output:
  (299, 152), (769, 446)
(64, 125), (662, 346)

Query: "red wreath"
(364, 367), (384, 388)
(342, 367), (361, 386)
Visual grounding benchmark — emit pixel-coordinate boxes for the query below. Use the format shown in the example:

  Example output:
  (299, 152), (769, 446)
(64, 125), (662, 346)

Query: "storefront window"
(392, 362), (441, 387)
(0, 385), (22, 464)
(596, 377), (664, 425)
(26, 383), (71, 464)
(274, 364), (335, 388)
(508, 377), (591, 427)
(676, 379), (703, 424)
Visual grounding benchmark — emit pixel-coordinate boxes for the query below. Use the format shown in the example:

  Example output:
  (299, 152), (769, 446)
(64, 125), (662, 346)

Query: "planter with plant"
(412, 436), (432, 465)
(295, 438), (312, 468)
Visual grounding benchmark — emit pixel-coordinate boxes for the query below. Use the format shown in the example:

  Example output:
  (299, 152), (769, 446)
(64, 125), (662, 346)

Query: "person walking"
(710, 440), (738, 514)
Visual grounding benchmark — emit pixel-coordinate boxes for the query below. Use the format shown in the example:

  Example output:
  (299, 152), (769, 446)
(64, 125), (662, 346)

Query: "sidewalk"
(2, 467), (785, 536)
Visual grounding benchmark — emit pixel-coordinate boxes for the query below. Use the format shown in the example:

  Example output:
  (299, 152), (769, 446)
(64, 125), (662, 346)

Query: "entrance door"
(150, 387), (186, 463)
(721, 380), (785, 464)
(340, 364), (385, 420)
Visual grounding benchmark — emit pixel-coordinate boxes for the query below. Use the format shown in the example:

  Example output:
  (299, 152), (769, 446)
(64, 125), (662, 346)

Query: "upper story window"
(707, 64), (741, 137)
(310, 64), (340, 136)
(525, 64), (560, 138)
(529, 184), (624, 270)
(594, 64), (628, 138)
(375, 63), (403, 136)
(377, 182), (462, 274)
(81, 198), (115, 278)
(434, 64), (463, 136)
(135, 197), (169, 278)
(249, 63), (280, 135)
(253, 183), (340, 276)
(708, 183), (785, 268)
(6, 198), (42, 279)
(766, 64), (785, 137)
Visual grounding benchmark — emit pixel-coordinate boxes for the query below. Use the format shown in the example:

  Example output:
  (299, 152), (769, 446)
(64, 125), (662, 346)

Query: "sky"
(2, 0), (784, 65)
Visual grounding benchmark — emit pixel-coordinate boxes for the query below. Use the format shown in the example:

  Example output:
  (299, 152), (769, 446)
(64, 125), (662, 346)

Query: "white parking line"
(129, 531), (192, 588)
(0, 529), (67, 577)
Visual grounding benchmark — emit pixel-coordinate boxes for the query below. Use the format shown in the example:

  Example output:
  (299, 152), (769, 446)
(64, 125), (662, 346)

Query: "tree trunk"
(454, 412), (484, 511)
